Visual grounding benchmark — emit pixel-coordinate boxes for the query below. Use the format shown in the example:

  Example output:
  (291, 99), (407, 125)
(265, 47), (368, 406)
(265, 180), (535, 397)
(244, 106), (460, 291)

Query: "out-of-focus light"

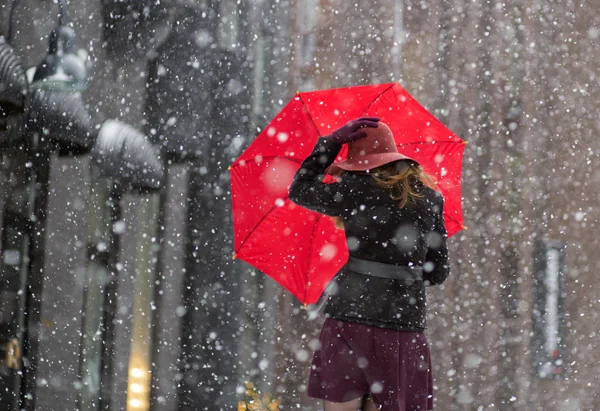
(130, 383), (143, 393)
(127, 365), (150, 410)
(130, 368), (144, 378)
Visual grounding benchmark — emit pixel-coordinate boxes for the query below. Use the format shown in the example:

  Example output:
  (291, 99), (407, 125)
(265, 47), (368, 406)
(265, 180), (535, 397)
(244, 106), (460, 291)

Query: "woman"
(288, 117), (449, 411)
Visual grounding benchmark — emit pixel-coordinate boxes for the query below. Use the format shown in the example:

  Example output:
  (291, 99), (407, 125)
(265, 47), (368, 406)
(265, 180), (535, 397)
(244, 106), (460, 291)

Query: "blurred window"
(532, 241), (567, 379)
(297, 0), (320, 65)
(218, 0), (240, 51)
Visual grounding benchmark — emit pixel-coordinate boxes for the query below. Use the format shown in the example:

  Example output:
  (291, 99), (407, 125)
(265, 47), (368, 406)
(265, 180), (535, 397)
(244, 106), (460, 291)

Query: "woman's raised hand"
(326, 117), (380, 145)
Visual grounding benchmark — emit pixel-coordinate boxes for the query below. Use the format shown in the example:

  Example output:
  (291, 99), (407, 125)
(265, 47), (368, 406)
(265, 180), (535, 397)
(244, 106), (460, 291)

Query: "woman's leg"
(362, 396), (379, 411)
(324, 397), (363, 411)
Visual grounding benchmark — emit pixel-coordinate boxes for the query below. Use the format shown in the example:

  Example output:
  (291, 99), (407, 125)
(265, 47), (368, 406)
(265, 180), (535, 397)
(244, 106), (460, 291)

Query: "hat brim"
(325, 152), (417, 176)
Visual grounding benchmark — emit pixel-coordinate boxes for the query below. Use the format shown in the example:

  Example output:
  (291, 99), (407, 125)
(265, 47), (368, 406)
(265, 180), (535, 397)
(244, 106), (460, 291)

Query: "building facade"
(0, 0), (599, 410)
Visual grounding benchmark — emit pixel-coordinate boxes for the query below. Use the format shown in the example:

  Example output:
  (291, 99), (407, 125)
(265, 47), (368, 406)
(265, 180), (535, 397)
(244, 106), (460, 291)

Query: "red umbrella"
(230, 82), (465, 304)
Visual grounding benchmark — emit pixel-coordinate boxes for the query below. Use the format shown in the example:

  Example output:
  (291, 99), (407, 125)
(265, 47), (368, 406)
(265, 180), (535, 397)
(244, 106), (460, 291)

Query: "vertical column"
(0, 148), (30, 411)
(126, 194), (161, 411)
(20, 134), (51, 411)
(77, 170), (123, 411)
(496, 2), (527, 408)
(78, 171), (114, 411)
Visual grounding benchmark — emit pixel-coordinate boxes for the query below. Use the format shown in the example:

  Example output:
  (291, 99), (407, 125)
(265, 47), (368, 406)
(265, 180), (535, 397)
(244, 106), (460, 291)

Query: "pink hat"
(325, 122), (416, 175)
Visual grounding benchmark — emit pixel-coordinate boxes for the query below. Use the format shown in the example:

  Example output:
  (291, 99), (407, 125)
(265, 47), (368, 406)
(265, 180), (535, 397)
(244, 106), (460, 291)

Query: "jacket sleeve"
(288, 137), (346, 217)
(423, 195), (450, 286)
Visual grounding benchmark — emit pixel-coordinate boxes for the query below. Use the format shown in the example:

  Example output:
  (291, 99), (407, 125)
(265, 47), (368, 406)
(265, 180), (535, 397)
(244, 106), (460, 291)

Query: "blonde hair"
(332, 161), (437, 229)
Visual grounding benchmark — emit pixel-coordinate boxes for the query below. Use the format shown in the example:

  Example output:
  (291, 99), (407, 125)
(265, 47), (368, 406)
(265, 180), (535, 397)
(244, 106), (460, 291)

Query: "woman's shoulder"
(418, 184), (443, 200)
(416, 187), (444, 217)
(339, 172), (377, 191)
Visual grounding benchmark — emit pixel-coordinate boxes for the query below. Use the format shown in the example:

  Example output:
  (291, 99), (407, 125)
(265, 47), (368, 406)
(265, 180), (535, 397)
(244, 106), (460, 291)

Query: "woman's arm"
(289, 117), (379, 216)
(288, 137), (346, 216)
(423, 195), (450, 286)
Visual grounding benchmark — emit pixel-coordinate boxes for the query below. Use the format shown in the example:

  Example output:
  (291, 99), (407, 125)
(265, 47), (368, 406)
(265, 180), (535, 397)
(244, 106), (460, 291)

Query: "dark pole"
(149, 152), (168, 411)
(496, 3), (527, 409)
(433, 3), (463, 406)
(468, 0), (495, 408)
(0, 148), (31, 411)
(6, 0), (21, 43)
(97, 182), (122, 411)
(57, 0), (67, 26)
(19, 133), (51, 411)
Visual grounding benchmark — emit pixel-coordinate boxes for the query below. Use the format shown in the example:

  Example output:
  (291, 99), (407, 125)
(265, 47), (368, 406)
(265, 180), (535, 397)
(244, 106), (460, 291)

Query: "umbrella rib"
(304, 214), (322, 303)
(361, 83), (396, 114)
(444, 211), (463, 228)
(297, 94), (323, 137)
(397, 140), (465, 146)
(232, 154), (304, 253)
(361, 83), (465, 146)
(236, 201), (285, 254)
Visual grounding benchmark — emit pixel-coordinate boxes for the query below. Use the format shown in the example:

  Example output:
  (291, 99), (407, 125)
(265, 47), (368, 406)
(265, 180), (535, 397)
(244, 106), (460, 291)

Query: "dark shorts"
(308, 318), (433, 410)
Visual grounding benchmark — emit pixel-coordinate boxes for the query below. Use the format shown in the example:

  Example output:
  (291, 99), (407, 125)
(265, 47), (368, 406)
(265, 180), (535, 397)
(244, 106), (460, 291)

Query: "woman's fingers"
(348, 130), (369, 141)
(347, 117), (380, 129)
(351, 120), (379, 130)
(357, 116), (380, 123)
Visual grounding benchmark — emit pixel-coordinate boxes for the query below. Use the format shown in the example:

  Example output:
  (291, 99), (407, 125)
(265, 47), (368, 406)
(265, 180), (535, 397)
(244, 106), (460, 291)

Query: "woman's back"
(289, 138), (449, 331)
(339, 172), (444, 268)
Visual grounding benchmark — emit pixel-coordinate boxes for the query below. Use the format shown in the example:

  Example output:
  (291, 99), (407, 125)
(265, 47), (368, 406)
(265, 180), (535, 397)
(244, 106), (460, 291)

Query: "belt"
(345, 256), (423, 282)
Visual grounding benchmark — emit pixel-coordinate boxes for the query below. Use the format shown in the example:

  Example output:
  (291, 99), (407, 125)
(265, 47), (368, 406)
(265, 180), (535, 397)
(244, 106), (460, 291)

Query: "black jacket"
(289, 138), (449, 331)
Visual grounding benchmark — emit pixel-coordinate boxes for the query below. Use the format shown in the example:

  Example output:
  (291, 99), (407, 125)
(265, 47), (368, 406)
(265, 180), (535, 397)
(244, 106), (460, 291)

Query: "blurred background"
(0, 0), (599, 410)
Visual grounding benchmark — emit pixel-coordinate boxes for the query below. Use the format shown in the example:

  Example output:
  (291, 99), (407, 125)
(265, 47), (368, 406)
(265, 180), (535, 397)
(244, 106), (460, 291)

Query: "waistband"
(345, 256), (423, 282)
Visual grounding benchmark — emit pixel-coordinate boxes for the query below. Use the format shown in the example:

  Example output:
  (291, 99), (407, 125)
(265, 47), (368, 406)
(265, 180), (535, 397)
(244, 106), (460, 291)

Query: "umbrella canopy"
(230, 82), (465, 304)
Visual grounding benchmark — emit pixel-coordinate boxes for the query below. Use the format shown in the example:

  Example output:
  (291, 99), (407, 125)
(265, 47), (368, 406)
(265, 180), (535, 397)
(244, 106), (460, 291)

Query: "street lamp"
(9, 0), (89, 92)
(31, 25), (88, 92)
